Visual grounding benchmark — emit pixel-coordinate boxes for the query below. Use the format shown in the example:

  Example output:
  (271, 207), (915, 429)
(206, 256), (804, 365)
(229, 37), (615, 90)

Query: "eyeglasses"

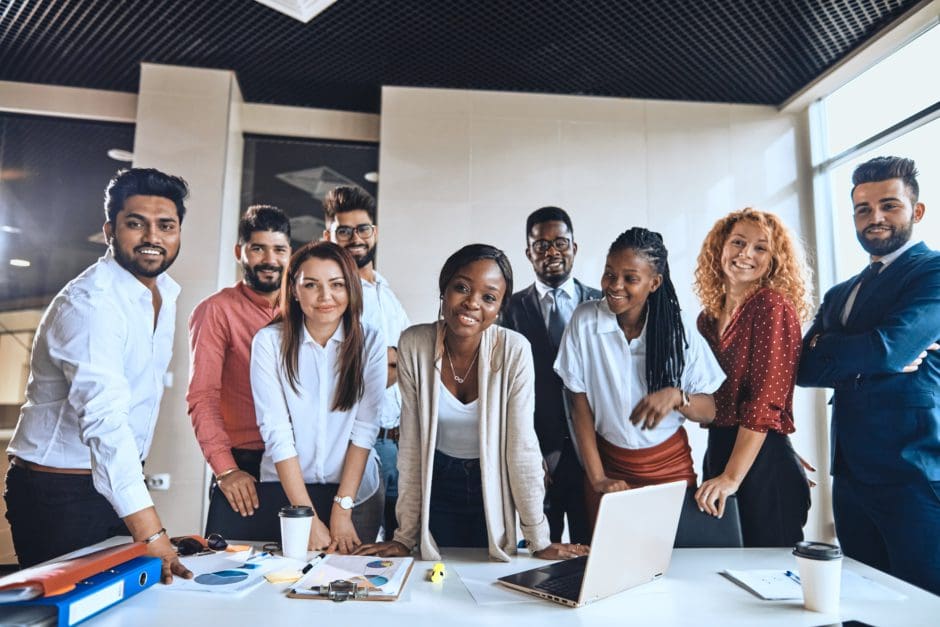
(331, 223), (375, 241)
(530, 237), (572, 254)
(172, 533), (228, 556)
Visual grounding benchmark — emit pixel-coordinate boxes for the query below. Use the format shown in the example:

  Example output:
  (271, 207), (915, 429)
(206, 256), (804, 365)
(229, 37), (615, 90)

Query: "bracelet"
(215, 468), (238, 482)
(677, 389), (691, 409)
(142, 528), (167, 545)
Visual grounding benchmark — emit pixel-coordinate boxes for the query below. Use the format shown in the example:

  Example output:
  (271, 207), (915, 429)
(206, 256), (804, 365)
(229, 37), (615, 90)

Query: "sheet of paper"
(723, 569), (907, 602)
(451, 561), (544, 606)
(166, 550), (290, 595)
(290, 555), (413, 598)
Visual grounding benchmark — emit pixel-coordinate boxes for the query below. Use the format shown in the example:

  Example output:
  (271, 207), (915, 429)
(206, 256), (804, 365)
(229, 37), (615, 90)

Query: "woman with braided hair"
(693, 208), (812, 547)
(555, 227), (725, 530)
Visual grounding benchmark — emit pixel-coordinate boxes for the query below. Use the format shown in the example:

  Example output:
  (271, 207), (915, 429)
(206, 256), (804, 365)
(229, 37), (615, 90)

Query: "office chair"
(673, 488), (744, 548)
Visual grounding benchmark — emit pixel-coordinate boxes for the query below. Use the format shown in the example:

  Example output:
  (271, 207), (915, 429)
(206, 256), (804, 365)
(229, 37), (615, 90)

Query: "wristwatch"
(333, 495), (354, 510)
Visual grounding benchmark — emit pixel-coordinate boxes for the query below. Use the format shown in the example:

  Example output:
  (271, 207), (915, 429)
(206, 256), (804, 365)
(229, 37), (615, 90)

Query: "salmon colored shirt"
(187, 282), (279, 474)
(697, 288), (800, 435)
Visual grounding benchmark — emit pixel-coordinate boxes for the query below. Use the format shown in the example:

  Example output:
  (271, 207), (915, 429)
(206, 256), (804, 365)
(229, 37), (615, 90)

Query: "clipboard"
(286, 555), (415, 602)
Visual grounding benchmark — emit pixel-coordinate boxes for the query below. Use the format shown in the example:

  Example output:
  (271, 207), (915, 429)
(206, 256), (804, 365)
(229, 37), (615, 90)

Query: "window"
(811, 24), (940, 286)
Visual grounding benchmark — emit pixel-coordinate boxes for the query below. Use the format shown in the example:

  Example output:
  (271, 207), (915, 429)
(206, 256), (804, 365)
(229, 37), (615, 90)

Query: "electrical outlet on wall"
(145, 473), (171, 491)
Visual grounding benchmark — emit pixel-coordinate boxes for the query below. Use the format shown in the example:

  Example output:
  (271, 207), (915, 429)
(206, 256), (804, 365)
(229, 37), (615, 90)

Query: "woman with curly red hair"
(693, 208), (812, 547)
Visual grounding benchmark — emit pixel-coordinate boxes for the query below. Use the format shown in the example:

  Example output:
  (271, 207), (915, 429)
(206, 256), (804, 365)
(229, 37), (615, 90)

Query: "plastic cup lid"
(279, 505), (314, 518)
(793, 541), (843, 560)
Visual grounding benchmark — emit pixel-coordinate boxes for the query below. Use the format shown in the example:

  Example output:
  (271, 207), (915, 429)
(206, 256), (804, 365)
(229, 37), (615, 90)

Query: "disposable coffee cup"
(793, 541), (843, 613)
(279, 505), (314, 560)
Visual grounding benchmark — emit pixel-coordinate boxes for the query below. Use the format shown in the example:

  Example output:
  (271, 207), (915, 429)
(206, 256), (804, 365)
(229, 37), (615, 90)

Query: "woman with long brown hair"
(693, 208), (813, 547)
(250, 241), (386, 553)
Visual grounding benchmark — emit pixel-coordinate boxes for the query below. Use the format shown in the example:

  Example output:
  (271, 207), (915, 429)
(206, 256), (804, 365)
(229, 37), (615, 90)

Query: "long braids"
(609, 228), (687, 391)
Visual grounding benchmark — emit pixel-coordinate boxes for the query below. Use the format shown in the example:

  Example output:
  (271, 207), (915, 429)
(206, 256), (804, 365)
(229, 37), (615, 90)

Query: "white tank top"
(435, 381), (480, 459)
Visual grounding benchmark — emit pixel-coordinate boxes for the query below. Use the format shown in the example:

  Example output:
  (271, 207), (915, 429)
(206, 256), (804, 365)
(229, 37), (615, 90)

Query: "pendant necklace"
(444, 341), (479, 384)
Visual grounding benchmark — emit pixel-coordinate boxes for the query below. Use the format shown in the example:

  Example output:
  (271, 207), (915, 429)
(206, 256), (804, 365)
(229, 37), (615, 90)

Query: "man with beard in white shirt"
(5, 168), (193, 584)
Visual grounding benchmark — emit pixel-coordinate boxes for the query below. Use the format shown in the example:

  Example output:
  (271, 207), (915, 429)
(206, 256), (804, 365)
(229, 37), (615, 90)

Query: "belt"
(9, 456), (92, 475)
(377, 427), (399, 442)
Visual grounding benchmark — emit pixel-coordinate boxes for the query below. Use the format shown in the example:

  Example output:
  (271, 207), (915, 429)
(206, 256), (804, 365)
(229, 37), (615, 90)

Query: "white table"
(82, 546), (938, 627)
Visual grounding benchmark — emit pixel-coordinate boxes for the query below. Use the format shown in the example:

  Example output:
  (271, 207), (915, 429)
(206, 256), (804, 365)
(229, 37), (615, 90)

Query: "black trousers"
(545, 438), (590, 544)
(703, 427), (810, 548)
(4, 464), (131, 567)
(208, 447), (263, 496)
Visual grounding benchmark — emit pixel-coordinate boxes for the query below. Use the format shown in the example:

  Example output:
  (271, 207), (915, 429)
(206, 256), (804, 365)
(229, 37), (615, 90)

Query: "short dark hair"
(438, 244), (514, 315)
(104, 168), (189, 225)
(238, 204), (291, 244)
(525, 206), (573, 240)
(851, 156), (919, 204)
(322, 186), (376, 224)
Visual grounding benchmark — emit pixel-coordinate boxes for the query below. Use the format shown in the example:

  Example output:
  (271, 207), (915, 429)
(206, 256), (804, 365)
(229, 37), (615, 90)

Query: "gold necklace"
(444, 341), (479, 384)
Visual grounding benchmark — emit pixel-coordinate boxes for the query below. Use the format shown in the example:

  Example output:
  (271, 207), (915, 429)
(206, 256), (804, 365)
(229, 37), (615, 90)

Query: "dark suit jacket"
(502, 279), (601, 456)
(797, 242), (940, 484)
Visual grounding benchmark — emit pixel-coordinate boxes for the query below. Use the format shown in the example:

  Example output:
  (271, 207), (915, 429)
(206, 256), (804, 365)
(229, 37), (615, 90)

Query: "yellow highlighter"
(429, 562), (445, 583)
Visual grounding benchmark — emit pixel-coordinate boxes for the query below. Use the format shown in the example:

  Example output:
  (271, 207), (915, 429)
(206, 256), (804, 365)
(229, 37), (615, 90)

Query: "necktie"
(548, 288), (566, 349)
(850, 261), (884, 316)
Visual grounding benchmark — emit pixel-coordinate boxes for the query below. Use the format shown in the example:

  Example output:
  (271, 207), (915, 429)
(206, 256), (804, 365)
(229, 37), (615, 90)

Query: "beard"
(242, 262), (283, 293)
(346, 244), (376, 269)
(856, 220), (914, 256)
(112, 244), (179, 279)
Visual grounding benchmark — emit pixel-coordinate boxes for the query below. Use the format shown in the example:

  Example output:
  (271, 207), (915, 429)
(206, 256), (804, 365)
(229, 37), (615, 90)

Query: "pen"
(784, 570), (801, 585)
(301, 552), (327, 574)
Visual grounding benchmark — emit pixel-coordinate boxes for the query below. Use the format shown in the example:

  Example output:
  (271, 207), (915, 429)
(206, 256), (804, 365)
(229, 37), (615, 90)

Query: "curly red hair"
(694, 208), (812, 322)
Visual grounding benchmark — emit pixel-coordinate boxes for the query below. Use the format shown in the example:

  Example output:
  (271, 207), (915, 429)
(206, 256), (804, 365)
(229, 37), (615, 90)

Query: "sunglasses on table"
(171, 533), (229, 556)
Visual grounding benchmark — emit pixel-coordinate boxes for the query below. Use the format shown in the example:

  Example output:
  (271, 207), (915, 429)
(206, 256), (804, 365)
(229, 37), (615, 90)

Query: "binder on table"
(8, 556), (161, 627)
(0, 542), (146, 600)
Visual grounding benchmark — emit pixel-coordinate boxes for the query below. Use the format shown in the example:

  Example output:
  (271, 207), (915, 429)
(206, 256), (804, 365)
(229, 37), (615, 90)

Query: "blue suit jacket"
(797, 242), (940, 484)
(502, 279), (601, 456)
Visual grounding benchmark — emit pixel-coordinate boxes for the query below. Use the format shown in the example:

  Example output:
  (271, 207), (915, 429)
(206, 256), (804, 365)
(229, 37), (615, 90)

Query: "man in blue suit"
(503, 206), (600, 544)
(798, 156), (940, 594)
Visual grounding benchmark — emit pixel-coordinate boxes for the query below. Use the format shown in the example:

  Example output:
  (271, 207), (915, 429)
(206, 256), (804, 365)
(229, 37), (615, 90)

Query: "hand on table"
(328, 510), (361, 554)
(308, 516), (332, 551)
(147, 534), (193, 584)
(353, 540), (410, 557)
(216, 470), (259, 517)
(533, 543), (590, 560)
(694, 474), (740, 518)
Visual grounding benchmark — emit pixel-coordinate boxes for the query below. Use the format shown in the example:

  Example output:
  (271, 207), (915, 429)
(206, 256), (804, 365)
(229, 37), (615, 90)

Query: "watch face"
(336, 495), (354, 509)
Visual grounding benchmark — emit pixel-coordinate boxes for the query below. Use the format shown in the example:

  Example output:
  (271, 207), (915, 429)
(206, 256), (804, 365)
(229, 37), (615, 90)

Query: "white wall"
(377, 86), (830, 541)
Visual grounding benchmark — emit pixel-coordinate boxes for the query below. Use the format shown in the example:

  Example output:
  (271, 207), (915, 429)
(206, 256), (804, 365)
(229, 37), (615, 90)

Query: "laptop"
(497, 480), (686, 608)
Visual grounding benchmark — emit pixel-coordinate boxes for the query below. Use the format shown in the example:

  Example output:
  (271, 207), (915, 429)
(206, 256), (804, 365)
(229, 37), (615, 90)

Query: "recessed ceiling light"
(107, 149), (134, 162)
(9, 259), (31, 268)
(1, 225), (22, 234)
(364, 172), (379, 183)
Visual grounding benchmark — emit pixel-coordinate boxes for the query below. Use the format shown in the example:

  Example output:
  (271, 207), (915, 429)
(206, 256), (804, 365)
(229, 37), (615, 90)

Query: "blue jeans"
(4, 464), (130, 567)
(375, 436), (399, 540)
(428, 451), (487, 548)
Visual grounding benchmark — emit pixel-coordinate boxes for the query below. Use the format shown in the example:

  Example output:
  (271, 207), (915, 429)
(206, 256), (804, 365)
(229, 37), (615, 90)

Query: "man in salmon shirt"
(187, 205), (291, 517)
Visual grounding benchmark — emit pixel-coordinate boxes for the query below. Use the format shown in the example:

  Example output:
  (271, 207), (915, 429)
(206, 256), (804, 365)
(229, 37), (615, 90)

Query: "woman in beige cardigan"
(357, 244), (588, 561)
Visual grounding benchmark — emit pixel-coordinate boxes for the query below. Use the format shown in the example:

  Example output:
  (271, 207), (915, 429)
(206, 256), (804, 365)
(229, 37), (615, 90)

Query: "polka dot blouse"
(697, 288), (801, 434)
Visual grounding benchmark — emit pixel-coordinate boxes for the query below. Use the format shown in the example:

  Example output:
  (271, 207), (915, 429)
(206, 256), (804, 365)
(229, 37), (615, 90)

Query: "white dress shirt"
(251, 321), (386, 504)
(7, 251), (179, 518)
(554, 299), (725, 449)
(361, 270), (411, 429)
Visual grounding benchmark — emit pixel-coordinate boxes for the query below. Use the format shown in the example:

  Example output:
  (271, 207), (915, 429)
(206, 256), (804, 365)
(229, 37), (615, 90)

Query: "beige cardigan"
(392, 321), (551, 561)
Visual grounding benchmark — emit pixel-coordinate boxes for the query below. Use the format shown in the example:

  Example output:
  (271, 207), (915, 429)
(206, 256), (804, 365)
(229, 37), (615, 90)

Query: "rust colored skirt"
(584, 426), (696, 532)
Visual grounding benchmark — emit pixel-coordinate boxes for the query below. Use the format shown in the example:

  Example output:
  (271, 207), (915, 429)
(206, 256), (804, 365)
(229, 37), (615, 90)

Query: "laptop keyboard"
(533, 571), (584, 599)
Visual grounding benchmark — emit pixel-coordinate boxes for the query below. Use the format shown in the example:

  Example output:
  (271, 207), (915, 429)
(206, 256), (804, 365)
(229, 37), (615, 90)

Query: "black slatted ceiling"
(0, 0), (924, 113)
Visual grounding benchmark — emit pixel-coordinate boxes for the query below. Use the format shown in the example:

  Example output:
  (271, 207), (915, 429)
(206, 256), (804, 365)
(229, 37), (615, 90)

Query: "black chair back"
(674, 488), (744, 548)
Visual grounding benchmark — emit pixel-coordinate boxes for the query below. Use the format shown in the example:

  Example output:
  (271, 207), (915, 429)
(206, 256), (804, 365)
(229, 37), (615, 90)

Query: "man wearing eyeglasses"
(503, 206), (600, 544)
(323, 186), (410, 543)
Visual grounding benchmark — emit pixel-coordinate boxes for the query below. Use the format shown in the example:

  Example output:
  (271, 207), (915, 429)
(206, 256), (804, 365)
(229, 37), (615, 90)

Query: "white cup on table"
(793, 541), (843, 613)
(279, 505), (314, 560)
